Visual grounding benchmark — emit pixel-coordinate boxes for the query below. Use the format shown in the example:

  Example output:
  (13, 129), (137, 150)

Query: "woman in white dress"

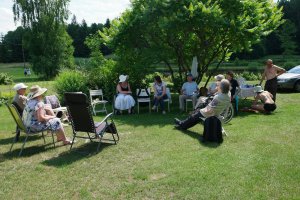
(114, 75), (135, 114)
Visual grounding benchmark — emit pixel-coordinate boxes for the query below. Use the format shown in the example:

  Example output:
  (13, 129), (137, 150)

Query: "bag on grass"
(203, 116), (223, 143)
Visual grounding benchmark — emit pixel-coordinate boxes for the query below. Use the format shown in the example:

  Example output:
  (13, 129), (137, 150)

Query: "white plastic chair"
(89, 89), (108, 115)
(136, 88), (151, 114)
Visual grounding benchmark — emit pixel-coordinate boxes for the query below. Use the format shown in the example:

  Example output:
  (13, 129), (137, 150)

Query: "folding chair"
(6, 103), (56, 156)
(89, 89), (108, 115)
(136, 88), (151, 114)
(45, 95), (69, 122)
(64, 92), (119, 152)
(185, 99), (193, 112)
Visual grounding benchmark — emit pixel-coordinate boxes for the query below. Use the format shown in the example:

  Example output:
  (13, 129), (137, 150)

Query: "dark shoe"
(56, 111), (63, 118)
(174, 124), (182, 130)
(174, 118), (181, 125)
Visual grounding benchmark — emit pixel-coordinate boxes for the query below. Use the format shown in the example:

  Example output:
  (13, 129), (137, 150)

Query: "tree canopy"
(98, 0), (283, 88)
(12, 0), (74, 79)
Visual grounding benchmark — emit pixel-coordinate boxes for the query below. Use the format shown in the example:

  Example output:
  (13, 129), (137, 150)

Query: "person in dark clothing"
(174, 79), (231, 130)
(226, 71), (240, 101)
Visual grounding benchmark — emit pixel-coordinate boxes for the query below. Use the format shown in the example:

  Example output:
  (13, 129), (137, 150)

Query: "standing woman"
(152, 75), (168, 114)
(22, 86), (72, 145)
(115, 75), (135, 114)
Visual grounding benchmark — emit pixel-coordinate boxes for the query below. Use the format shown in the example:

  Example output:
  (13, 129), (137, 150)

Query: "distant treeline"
(0, 0), (299, 63)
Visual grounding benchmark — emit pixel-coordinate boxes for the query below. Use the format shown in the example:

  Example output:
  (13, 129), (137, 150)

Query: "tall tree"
(13, 0), (74, 79)
(98, 0), (283, 90)
(278, 19), (297, 55)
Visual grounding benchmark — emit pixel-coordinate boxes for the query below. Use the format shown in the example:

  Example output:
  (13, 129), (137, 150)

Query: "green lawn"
(0, 62), (300, 199)
(0, 91), (300, 199)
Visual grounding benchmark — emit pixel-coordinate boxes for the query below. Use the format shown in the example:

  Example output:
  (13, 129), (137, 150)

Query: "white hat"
(214, 74), (225, 81)
(29, 85), (48, 99)
(254, 85), (264, 93)
(119, 75), (128, 83)
(13, 83), (28, 91)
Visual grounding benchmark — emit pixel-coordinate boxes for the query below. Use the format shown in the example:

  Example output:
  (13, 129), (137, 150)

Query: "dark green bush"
(283, 61), (297, 70)
(54, 69), (89, 104)
(0, 73), (13, 85)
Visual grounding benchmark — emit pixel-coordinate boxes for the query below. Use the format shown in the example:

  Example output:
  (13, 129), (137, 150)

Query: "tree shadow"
(41, 142), (115, 167)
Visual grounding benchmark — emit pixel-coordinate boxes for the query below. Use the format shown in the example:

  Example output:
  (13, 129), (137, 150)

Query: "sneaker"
(162, 111), (166, 114)
(174, 118), (181, 125)
(152, 105), (157, 110)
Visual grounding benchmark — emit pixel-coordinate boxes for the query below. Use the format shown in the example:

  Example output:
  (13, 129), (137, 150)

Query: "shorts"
(264, 103), (276, 112)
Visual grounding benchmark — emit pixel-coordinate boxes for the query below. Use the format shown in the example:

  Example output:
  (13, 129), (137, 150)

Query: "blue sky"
(0, 0), (130, 35)
(0, 0), (278, 35)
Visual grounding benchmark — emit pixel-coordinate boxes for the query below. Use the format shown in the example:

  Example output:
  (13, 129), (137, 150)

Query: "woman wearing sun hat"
(251, 85), (276, 113)
(22, 85), (72, 145)
(114, 75), (135, 114)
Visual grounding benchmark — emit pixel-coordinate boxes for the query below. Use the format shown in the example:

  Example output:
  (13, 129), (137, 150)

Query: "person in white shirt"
(175, 79), (231, 130)
(179, 73), (199, 111)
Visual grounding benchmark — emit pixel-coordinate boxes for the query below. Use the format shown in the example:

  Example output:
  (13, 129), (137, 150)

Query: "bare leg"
(251, 104), (265, 112)
(56, 127), (71, 144)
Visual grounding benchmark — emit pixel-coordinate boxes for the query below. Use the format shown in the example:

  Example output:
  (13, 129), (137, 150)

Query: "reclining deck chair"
(6, 103), (56, 156)
(64, 92), (119, 152)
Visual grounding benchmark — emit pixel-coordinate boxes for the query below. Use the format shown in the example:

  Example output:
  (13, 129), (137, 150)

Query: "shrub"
(0, 91), (14, 106)
(54, 69), (89, 104)
(237, 71), (261, 81)
(0, 73), (13, 85)
(283, 61), (297, 70)
(88, 59), (149, 100)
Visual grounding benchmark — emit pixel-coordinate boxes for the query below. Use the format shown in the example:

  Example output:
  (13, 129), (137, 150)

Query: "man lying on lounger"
(174, 79), (231, 130)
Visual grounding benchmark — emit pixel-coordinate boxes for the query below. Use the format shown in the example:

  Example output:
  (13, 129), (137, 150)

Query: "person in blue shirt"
(179, 73), (199, 112)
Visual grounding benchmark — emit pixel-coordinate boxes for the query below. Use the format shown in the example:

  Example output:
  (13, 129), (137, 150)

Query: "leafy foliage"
(0, 73), (13, 85)
(54, 69), (88, 104)
(98, 0), (283, 91)
(12, 0), (74, 79)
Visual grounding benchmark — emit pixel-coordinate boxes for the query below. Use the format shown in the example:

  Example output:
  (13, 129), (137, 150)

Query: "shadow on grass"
(175, 128), (221, 148)
(41, 141), (115, 167)
(0, 134), (43, 146)
(1, 142), (56, 161)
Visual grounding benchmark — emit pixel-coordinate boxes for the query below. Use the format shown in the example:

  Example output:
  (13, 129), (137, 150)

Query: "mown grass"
(0, 62), (300, 199)
(0, 90), (300, 198)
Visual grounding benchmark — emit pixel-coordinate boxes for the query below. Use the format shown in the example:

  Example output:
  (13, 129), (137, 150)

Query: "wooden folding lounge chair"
(6, 103), (56, 156)
(64, 92), (119, 152)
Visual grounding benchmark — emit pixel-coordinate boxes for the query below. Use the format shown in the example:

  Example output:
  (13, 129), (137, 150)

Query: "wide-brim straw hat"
(13, 83), (28, 91)
(29, 85), (47, 99)
(214, 74), (225, 81)
(119, 74), (128, 83)
(253, 85), (264, 93)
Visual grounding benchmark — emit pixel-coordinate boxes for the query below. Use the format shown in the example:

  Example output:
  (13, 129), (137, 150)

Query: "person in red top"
(260, 59), (285, 102)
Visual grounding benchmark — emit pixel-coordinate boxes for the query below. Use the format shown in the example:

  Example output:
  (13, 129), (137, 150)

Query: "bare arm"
(117, 84), (131, 94)
(259, 70), (266, 85)
(36, 108), (55, 122)
(274, 65), (286, 77)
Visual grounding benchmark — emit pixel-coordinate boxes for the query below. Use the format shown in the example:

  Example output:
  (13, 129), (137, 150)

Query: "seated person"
(22, 85), (72, 145)
(226, 71), (240, 101)
(251, 86), (276, 113)
(12, 83), (28, 115)
(194, 74), (224, 109)
(152, 75), (168, 114)
(175, 79), (231, 130)
(208, 74), (224, 95)
(179, 73), (199, 111)
(115, 75), (135, 114)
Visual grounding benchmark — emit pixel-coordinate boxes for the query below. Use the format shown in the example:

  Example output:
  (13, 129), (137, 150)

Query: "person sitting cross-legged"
(179, 73), (199, 112)
(174, 79), (231, 130)
(251, 85), (276, 114)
